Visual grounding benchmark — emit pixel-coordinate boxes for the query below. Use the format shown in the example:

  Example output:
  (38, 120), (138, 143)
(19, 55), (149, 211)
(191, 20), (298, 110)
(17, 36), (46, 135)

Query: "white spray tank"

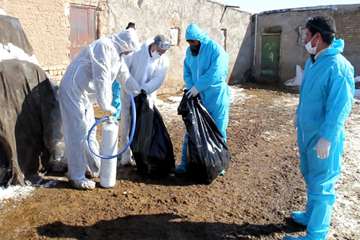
(100, 117), (119, 188)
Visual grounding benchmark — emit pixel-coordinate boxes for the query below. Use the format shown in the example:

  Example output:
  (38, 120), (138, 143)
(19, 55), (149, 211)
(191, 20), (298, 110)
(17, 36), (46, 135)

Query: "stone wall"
(106, 0), (251, 93)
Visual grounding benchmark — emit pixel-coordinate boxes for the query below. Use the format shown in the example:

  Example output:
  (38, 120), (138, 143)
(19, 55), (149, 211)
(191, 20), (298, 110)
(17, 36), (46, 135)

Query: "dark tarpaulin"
(178, 94), (230, 184)
(0, 60), (64, 186)
(0, 15), (34, 55)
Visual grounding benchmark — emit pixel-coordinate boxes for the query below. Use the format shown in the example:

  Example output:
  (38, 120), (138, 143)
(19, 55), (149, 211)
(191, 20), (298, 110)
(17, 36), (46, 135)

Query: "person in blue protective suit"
(175, 23), (230, 174)
(110, 22), (138, 120)
(284, 16), (355, 240)
(111, 81), (121, 120)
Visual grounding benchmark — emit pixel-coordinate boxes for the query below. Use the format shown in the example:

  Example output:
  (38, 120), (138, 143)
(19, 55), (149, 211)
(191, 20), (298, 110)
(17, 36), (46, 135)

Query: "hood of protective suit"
(113, 28), (140, 53)
(185, 23), (208, 43)
(322, 38), (344, 57)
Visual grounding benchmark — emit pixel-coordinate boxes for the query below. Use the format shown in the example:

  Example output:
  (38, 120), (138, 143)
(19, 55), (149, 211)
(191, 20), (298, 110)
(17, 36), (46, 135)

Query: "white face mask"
(151, 51), (161, 60)
(305, 35), (318, 55)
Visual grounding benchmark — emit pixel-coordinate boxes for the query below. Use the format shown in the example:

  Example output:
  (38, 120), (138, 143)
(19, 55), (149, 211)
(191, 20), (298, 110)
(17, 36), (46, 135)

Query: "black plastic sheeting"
(131, 91), (175, 177)
(0, 60), (64, 186)
(178, 93), (230, 184)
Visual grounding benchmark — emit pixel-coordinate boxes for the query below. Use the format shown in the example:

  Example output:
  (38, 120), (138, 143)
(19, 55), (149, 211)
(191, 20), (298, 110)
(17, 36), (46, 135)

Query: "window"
(169, 27), (180, 46)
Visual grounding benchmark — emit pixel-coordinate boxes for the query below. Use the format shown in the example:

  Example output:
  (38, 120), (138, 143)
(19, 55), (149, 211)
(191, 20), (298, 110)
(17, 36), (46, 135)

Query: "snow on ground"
(0, 185), (34, 208)
(355, 89), (360, 101)
(329, 103), (360, 240)
(155, 95), (182, 116)
(0, 42), (39, 65)
(156, 86), (250, 116)
(229, 86), (251, 104)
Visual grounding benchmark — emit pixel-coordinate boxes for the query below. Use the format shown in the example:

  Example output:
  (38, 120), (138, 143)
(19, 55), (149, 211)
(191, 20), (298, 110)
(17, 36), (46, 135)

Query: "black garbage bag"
(177, 93), (230, 184)
(130, 91), (175, 177)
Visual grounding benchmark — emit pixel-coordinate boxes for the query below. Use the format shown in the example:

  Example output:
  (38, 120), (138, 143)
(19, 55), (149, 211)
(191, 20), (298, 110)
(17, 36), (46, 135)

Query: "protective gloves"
(186, 86), (199, 98)
(315, 138), (331, 159)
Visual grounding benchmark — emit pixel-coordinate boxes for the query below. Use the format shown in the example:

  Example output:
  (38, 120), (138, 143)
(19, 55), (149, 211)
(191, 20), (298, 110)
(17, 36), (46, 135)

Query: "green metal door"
(261, 34), (280, 79)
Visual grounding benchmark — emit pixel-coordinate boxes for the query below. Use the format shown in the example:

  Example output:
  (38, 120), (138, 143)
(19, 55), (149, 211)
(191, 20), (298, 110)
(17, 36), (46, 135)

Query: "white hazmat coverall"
(59, 29), (139, 189)
(119, 39), (169, 165)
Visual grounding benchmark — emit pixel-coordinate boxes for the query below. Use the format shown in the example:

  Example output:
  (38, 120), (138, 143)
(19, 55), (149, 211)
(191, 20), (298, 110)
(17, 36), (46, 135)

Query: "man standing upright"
(176, 23), (230, 174)
(285, 16), (354, 240)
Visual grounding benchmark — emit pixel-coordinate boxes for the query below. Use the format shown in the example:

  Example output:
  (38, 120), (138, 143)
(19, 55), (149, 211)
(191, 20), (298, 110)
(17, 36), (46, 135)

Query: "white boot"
(119, 150), (136, 166)
(70, 178), (96, 190)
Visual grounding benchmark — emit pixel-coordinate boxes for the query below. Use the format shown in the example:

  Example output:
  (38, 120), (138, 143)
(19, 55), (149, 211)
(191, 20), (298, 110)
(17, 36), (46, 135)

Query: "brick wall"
(334, 7), (360, 75)
(0, 0), (106, 81)
(0, 0), (69, 80)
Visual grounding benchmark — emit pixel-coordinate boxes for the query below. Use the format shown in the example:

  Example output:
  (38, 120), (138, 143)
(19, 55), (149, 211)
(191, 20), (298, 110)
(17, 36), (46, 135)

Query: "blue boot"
(283, 236), (312, 240)
(283, 232), (327, 240)
(175, 134), (188, 174)
(291, 211), (309, 226)
(175, 160), (188, 174)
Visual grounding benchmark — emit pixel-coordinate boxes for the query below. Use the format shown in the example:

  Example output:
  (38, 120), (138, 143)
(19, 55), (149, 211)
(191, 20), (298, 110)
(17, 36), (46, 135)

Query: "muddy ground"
(0, 87), (358, 240)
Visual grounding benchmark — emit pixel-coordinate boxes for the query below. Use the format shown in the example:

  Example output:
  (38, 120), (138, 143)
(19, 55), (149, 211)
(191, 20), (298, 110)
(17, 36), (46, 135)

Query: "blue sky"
(222, 0), (360, 13)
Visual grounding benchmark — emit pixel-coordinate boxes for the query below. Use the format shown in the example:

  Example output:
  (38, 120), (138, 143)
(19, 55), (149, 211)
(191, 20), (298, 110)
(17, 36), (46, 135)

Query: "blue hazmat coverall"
(112, 81), (121, 119)
(184, 23), (230, 139)
(178, 23), (230, 170)
(296, 38), (354, 239)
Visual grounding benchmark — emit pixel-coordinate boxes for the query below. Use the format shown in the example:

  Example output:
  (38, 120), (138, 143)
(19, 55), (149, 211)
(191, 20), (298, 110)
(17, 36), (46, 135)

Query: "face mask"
(151, 51), (161, 59)
(305, 35), (318, 55)
(190, 44), (201, 56)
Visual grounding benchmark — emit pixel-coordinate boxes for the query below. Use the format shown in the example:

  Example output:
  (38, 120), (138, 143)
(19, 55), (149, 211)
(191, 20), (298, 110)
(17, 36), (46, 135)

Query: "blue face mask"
(190, 44), (201, 56)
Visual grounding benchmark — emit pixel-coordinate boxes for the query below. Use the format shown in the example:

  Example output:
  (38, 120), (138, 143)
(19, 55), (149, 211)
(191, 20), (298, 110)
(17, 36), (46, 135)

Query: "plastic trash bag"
(178, 93), (230, 184)
(284, 65), (303, 87)
(131, 91), (175, 177)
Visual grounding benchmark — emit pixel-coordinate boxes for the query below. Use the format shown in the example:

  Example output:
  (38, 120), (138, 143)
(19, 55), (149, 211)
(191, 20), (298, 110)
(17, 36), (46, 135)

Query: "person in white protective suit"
(59, 29), (139, 190)
(118, 34), (171, 166)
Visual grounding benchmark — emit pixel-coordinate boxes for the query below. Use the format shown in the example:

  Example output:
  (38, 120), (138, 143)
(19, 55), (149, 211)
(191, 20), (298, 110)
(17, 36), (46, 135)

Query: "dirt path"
(0, 87), (358, 240)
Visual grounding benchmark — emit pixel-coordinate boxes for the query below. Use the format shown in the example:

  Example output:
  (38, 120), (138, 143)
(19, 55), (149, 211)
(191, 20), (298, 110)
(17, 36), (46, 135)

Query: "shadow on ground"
(37, 213), (304, 240)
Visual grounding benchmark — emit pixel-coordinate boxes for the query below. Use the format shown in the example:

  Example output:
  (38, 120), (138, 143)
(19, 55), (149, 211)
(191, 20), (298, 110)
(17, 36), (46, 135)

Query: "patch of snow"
(329, 109), (360, 240)
(355, 76), (360, 83)
(0, 8), (7, 15)
(0, 185), (34, 208)
(155, 87), (250, 117)
(0, 42), (39, 65)
(355, 89), (360, 100)
(156, 95), (181, 117)
(229, 87), (250, 104)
